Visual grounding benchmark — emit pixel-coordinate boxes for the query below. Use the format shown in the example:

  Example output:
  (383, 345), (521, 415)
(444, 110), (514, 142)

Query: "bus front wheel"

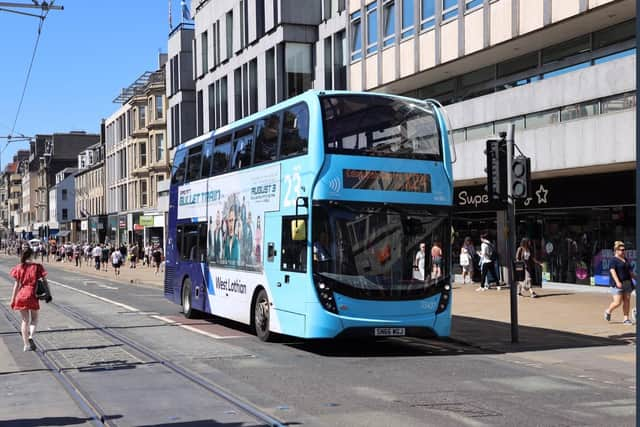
(253, 289), (271, 342)
(182, 278), (196, 319)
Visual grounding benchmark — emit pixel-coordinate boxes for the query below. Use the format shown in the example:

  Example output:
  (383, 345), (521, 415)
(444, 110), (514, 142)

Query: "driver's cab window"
(281, 216), (307, 273)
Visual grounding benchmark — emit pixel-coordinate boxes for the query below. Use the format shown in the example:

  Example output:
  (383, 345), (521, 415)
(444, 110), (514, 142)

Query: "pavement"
(0, 253), (636, 425)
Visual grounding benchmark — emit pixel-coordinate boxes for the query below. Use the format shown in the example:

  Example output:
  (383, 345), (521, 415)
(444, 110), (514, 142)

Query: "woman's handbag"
(36, 278), (52, 303)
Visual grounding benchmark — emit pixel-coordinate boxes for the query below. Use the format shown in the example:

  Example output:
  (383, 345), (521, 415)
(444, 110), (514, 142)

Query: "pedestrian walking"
(152, 245), (163, 275)
(92, 244), (102, 271)
(9, 246), (49, 352)
(101, 245), (110, 272)
(604, 241), (636, 324)
(111, 248), (123, 276)
(477, 233), (498, 291)
(516, 238), (542, 298)
(460, 246), (472, 284)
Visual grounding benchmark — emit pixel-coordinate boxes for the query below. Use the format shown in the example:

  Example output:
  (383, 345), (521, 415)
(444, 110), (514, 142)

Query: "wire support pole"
(506, 124), (519, 343)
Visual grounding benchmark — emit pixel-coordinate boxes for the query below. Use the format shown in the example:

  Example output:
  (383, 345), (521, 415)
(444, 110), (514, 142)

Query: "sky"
(0, 0), (188, 170)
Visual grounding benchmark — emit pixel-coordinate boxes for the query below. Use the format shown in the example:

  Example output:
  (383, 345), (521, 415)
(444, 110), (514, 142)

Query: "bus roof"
(176, 90), (430, 150)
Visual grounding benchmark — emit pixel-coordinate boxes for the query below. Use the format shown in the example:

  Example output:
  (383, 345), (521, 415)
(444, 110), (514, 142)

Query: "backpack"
(489, 244), (498, 263)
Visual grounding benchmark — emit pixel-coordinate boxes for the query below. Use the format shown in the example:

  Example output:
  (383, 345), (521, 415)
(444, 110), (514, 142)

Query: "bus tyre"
(254, 289), (271, 342)
(182, 279), (196, 319)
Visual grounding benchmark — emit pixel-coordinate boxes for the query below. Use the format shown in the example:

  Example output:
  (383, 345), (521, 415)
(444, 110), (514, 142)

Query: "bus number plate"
(374, 327), (406, 337)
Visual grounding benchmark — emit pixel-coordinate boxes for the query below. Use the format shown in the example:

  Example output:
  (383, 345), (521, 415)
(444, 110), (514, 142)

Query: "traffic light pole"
(505, 125), (519, 343)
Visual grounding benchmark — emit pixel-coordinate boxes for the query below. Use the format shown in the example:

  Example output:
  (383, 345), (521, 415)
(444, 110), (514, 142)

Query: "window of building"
(213, 134), (232, 174)
(139, 106), (146, 129)
(266, 48), (276, 107)
(323, 0), (332, 20)
(140, 141), (147, 167)
(156, 134), (165, 162)
(420, 0), (434, 30)
(542, 61), (590, 80)
(61, 189), (68, 201)
(560, 101), (599, 122)
(383, 0), (396, 46)
(324, 37), (333, 89)
(366, 2), (378, 55)
(201, 30), (209, 74)
(600, 92), (636, 114)
(334, 31), (347, 89)
(401, 0), (414, 39)
(197, 90), (204, 135)
(62, 208), (68, 220)
(255, 113), (280, 165)
(249, 58), (258, 114)
(593, 48), (636, 65)
(285, 43), (313, 98)
(442, 0), (457, 21)
(494, 117), (525, 135)
(226, 11), (233, 57)
(155, 95), (163, 119)
(542, 35), (590, 65)
(234, 67), (242, 120)
(465, 123), (494, 140)
(497, 52), (538, 79)
(525, 109), (560, 129)
(281, 103), (309, 158)
(242, 63), (249, 117)
(141, 180), (148, 207)
(593, 19), (635, 50)
(465, 0), (482, 11)
(350, 11), (362, 61)
(231, 126), (254, 170)
(221, 76), (229, 126)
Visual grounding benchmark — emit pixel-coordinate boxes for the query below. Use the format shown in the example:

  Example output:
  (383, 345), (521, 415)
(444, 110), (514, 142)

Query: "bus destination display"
(343, 169), (432, 193)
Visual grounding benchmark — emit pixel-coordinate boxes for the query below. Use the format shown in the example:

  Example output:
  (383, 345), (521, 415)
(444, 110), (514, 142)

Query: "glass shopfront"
(453, 171), (636, 286)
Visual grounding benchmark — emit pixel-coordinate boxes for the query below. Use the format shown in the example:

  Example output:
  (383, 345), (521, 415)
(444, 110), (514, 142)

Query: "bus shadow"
(450, 315), (632, 353)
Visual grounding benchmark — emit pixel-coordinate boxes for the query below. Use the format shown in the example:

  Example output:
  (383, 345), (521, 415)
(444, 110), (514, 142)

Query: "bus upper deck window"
(255, 114), (280, 165)
(281, 103), (309, 158)
(231, 126), (254, 170)
(213, 134), (232, 174)
(171, 149), (187, 185)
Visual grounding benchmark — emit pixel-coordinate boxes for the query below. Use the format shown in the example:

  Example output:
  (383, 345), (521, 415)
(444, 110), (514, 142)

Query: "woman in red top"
(9, 247), (49, 352)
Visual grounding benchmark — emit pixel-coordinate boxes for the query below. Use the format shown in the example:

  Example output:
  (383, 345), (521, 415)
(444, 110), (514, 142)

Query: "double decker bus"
(165, 90), (454, 341)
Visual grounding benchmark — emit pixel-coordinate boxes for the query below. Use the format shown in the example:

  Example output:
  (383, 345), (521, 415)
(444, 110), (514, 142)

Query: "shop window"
(255, 114), (280, 165)
(420, 0), (434, 31)
(231, 126), (254, 170)
(525, 109), (560, 129)
(366, 2), (378, 55)
(281, 216), (307, 273)
(401, 0), (414, 39)
(281, 103), (309, 158)
(350, 11), (362, 61)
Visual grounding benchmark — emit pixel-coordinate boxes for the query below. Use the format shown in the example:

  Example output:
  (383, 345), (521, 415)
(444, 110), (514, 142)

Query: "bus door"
(264, 214), (308, 337)
(177, 222), (208, 312)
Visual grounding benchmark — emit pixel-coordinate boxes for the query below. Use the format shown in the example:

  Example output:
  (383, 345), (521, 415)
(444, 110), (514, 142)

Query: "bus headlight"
(436, 281), (451, 314)
(314, 277), (338, 314)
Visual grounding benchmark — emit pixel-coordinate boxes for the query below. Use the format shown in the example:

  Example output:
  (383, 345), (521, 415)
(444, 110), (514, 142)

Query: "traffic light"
(512, 156), (531, 199)
(485, 138), (507, 202)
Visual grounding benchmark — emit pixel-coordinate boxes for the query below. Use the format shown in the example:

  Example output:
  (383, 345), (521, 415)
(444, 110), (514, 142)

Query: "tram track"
(0, 291), (286, 427)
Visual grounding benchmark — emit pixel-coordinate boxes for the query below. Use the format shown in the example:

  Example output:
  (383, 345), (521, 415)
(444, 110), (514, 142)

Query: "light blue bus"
(165, 90), (454, 341)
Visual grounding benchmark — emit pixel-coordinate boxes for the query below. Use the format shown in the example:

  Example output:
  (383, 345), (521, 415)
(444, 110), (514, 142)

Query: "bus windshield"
(312, 202), (450, 299)
(321, 94), (442, 160)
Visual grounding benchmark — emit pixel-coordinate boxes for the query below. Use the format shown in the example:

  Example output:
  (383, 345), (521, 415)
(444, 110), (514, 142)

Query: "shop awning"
(55, 231), (71, 237)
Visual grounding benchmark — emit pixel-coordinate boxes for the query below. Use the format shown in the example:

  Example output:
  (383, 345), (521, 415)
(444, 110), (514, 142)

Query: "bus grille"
(164, 264), (175, 295)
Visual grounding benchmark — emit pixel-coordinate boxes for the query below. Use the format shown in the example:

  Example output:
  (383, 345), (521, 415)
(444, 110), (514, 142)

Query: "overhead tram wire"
(7, 4), (50, 149)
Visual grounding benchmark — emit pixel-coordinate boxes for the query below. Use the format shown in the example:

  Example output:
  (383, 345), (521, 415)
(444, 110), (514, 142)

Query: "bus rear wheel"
(253, 289), (271, 342)
(182, 278), (196, 319)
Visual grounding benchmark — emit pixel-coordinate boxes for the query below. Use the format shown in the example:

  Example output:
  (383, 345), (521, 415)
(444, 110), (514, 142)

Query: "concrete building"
(52, 168), (78, 242)
(345, 0), (635, 286)
(75, 140), (106, 243)
(187, 0), (348, 137)
(106, 57), (170, 248)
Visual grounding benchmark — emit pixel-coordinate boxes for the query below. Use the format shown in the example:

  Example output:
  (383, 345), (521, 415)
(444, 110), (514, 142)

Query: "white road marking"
(151, 315), (244, 339)
(98, 284), (119, 290)
(48, 279), (138, 312)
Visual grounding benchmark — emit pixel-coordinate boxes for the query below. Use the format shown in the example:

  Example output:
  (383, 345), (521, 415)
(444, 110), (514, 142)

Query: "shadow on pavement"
(1, 416), (120, 426)
(451, 315), (632, 353)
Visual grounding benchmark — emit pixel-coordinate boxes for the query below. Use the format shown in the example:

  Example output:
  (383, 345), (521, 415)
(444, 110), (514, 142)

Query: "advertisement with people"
(177, 164), (281, 273)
